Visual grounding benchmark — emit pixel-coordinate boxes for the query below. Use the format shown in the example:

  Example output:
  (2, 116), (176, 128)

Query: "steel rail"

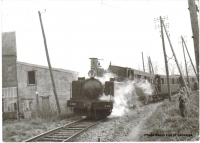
(23, 117), (105, 142)
(63, 118), (105, 142)
(23, 117), (86, 142)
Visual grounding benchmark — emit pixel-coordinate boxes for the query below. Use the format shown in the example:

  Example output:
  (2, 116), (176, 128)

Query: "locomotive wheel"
(92, 109), (111, 119)
(74, 108), (88, 116)
(73, 108), (111, 119)
(97, 109), (111, 117)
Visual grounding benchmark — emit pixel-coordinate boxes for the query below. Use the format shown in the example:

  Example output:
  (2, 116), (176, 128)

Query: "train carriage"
(179, 75), (198, 91)
(107, 64), (198, 102)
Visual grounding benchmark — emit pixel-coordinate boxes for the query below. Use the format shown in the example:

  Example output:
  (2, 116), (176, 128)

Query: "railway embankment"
(138, 91), (199, 141)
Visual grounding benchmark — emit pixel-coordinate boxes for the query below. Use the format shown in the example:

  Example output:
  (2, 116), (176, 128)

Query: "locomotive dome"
(82, 78), (103, 99)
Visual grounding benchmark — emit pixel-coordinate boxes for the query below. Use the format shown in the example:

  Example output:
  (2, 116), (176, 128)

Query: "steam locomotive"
(67, 58), (198, 118)
(67, 58), (114, 119)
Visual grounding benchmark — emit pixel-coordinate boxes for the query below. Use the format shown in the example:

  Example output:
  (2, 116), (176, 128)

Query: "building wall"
(17, 62), (78, 113)
(2, 55), (17, 87)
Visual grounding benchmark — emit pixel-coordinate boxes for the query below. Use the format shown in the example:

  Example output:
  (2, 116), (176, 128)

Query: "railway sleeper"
(73, 122), (93, 125)
(45, 135), (69, 139)
(60, 128), (78, 131)
(67, 127), (84, 130)
(54, 132), (76, 135)
(70, 125), (90, 128)
(57, 131), (78, 134)
(52, 134), (74, 137)
(39, 138), (64, 142)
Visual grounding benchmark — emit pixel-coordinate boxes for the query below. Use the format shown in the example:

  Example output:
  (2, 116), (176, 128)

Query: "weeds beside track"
(138, 91), (199, 141)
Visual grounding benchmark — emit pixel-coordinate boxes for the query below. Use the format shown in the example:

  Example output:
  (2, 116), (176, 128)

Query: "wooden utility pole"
(16, 71), (20, 120)
(148, 56), (152, 73)
(188, 0), (199, 80)
(142, 52), (145, 72)
(160, 16), (171, 101)
(38, 11), (61, 114)
(182, 40), (190, 88)
(182, 36), (198, 81)
(162, 19), (190, 97)
(149, 56), (154, 74)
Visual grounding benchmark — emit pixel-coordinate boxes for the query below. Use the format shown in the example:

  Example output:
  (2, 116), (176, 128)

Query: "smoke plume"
(98, 72), (117, 84)
(98, 73), (154, 117)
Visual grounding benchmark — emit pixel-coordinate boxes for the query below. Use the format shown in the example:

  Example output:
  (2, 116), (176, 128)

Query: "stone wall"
(17, 62), (78, 113)
(2, 55), (17, 87)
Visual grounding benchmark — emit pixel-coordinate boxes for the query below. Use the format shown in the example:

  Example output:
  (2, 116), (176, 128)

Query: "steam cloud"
(99, 73), (154, 117)
(98, 72), (117, 84)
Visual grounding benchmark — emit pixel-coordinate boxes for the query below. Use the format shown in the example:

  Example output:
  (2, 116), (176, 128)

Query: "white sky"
(1, 0), (198, 77)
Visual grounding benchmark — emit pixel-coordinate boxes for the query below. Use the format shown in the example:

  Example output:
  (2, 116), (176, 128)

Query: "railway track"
(23, 117), (105, 142)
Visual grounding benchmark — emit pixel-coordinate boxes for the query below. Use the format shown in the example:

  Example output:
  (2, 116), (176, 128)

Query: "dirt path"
(127, 102), (162, 141)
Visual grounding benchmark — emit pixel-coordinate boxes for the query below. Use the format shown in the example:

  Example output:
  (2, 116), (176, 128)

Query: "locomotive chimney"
(89, 58), (98, 74)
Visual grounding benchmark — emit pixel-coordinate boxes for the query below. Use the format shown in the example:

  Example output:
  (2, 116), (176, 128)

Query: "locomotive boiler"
(67, 58), (113, 119)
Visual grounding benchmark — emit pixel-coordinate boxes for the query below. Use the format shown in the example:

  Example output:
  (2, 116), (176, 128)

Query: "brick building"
(2, 32), (78, 119)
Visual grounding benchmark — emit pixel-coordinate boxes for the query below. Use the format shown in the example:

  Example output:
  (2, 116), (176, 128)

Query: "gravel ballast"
(75, 102), (162, 142)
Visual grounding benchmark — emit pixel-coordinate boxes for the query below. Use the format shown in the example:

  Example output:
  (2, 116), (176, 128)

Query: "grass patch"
(3, 110), (75, 142)
(139, 91), (199, 141)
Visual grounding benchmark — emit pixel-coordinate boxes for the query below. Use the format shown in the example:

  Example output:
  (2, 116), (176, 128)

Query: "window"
(14, 103), (17, 111)
(137, 75), (141, 79)
(172, 78), (175, 84)
(28, 71), (35, 85)
(131, 70), (134, 78)
(127, 70), (131, 78)
(8, 65), (12, 72)
(177, 78), (179, 83)
(161, 78), (164, 84)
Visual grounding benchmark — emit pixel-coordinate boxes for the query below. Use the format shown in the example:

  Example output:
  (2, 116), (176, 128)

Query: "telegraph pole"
(159, 16), (171, 101)
(181, 36), (198, 81)
(188, 0), (199, 80)
(38, 11), (61, 114)
(149, 56), (154, 74)
(162, 19), (190, 97)
(142, 52), (145, 72)
(181, 39), (190, 88)
(148, 56), (151, 73)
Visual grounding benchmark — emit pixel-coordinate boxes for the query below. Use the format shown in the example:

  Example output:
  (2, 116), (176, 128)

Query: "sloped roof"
(17, 61), (79, 75)
(2, 31), (16, 55)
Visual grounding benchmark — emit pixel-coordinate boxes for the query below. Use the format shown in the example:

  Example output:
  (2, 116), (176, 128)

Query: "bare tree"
(160, 61), (176, 75)
(178, 62), (185, 76)
(137, 64), (141, 71)
(152, 61), (160, 74)
(187, 63), (196, 76)
(168, 62), (176, 75)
